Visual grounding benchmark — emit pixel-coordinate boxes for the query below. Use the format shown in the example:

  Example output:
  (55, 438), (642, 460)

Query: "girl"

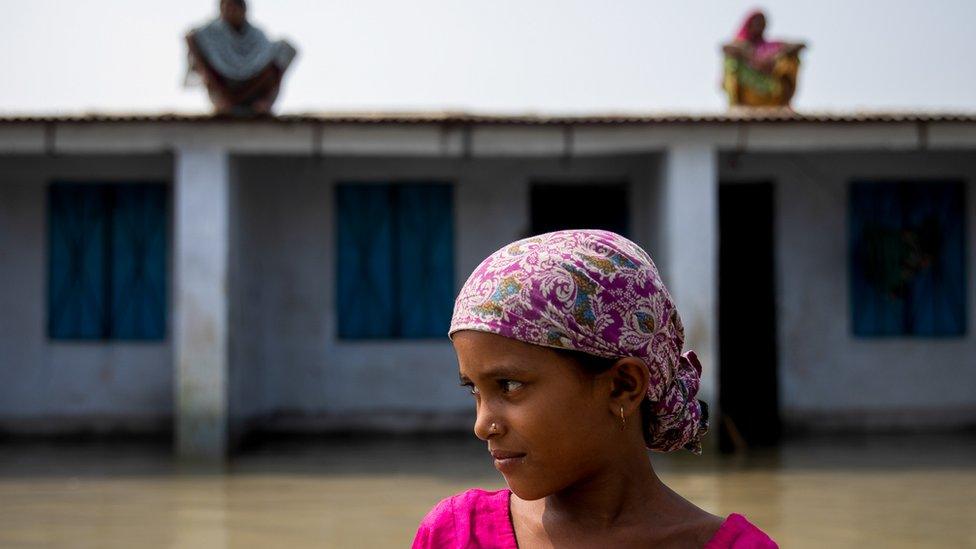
(413, 230), (776, 548)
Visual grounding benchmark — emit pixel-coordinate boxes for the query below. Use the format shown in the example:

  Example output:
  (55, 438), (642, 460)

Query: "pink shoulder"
(411, 489), (511, 549)
(704, 514), (778, 549)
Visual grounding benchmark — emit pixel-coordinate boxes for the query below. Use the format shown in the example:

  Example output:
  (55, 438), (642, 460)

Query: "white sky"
(1, 0), (974, 115)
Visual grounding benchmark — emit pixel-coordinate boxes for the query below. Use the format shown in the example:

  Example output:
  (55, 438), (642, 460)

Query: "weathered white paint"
(742, 123), (922, 151)
(319, 124), (460, 156)
(929, 123), (976, 148)
(659, 145), (719, 409)
(471, 127), (566, 156)
(0, 155), (173, 433)
(0, 124), (47, 154)
(1, 123), (974, 444)
(50, 123), (316, 154)
(720, 151), (976, 429)
(573, 126), (739, 155)
(175, 148), (229, 461)
(1, 121), (974, 156)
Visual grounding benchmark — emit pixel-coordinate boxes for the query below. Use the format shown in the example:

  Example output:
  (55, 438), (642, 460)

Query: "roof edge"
(1, 109), (975, 125)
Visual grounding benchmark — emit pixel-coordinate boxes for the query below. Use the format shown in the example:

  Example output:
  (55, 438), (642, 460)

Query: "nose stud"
(490, 422), (498, 433)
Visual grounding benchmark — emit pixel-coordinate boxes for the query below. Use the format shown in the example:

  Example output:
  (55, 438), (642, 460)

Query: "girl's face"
(454, 330), (618, 500)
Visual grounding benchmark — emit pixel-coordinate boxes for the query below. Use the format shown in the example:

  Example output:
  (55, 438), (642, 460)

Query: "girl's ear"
(606, 357), (650, 417)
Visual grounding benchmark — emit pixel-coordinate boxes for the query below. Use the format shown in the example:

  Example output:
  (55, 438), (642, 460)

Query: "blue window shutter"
(850, 181), (966, 337)
(336, 184), (396, 338)
(850, 182), (905, 336)
(900, 182), (965, 336)
(48, 183), (108, 339)
(110, 184), (168, 339)
(396, 184), (454, 338)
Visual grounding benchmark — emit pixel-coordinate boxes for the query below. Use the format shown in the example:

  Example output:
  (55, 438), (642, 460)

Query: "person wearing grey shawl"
(186, 0), (297, 115)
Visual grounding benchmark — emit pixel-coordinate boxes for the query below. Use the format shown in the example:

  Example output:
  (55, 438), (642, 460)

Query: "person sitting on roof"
(721, 10), (805, 108)
(185, 0), (297, 115)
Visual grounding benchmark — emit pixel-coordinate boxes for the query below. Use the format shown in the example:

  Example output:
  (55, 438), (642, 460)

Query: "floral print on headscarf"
(450, 230), (708, 454)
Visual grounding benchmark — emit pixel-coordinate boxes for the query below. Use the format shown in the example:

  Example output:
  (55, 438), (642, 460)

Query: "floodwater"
(1, 433), (974, 548)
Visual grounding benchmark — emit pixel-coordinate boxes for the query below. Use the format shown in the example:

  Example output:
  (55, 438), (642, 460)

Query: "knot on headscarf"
(646, 351), (709, 453)
(449, 229), (708, 454)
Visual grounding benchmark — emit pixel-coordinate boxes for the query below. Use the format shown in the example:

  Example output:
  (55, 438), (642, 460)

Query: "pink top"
(413, 489), (778, 549)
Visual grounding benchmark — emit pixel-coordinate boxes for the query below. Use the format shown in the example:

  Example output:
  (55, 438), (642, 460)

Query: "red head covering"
(733, 9), (784, 59)
(735, 10), (765, 42)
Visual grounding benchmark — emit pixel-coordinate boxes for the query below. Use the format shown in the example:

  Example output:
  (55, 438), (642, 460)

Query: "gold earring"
(619, 406), (626, 429)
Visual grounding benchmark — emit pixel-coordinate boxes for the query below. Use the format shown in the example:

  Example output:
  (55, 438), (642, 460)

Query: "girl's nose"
(473, 406), (503, 441)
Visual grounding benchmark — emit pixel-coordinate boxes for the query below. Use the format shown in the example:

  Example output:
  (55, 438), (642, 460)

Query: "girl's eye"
(461, 383), (479, 395)
(500, 380), (523, 393)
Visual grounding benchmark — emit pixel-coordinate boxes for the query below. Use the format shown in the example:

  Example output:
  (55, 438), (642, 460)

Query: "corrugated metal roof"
(1, 110), (975, 125)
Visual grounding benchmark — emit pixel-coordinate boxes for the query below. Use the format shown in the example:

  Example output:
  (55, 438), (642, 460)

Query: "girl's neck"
(542, 447), (666, 529)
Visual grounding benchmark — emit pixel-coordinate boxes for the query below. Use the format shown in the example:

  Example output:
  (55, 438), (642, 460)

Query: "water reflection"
(0, 433), (974, 548)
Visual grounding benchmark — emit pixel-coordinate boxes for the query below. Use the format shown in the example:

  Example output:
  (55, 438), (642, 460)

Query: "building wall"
(230, 154), (660, 431)
(0, 155), (173, 434)
(4, 147), (972, 436)
(720, 151), (976, 429)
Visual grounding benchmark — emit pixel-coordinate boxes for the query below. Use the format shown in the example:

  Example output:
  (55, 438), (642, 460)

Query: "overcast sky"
(2, 0), (973, 115)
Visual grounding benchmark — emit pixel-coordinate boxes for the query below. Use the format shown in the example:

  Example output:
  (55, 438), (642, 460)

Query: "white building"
(1, 111), (974, 461)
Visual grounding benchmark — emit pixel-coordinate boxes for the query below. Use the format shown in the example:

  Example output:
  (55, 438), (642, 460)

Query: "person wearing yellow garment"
(722, 10), (805, 108)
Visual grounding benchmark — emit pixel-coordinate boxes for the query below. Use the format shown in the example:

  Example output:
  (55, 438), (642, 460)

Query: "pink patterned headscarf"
(449, 230), (708, 454)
